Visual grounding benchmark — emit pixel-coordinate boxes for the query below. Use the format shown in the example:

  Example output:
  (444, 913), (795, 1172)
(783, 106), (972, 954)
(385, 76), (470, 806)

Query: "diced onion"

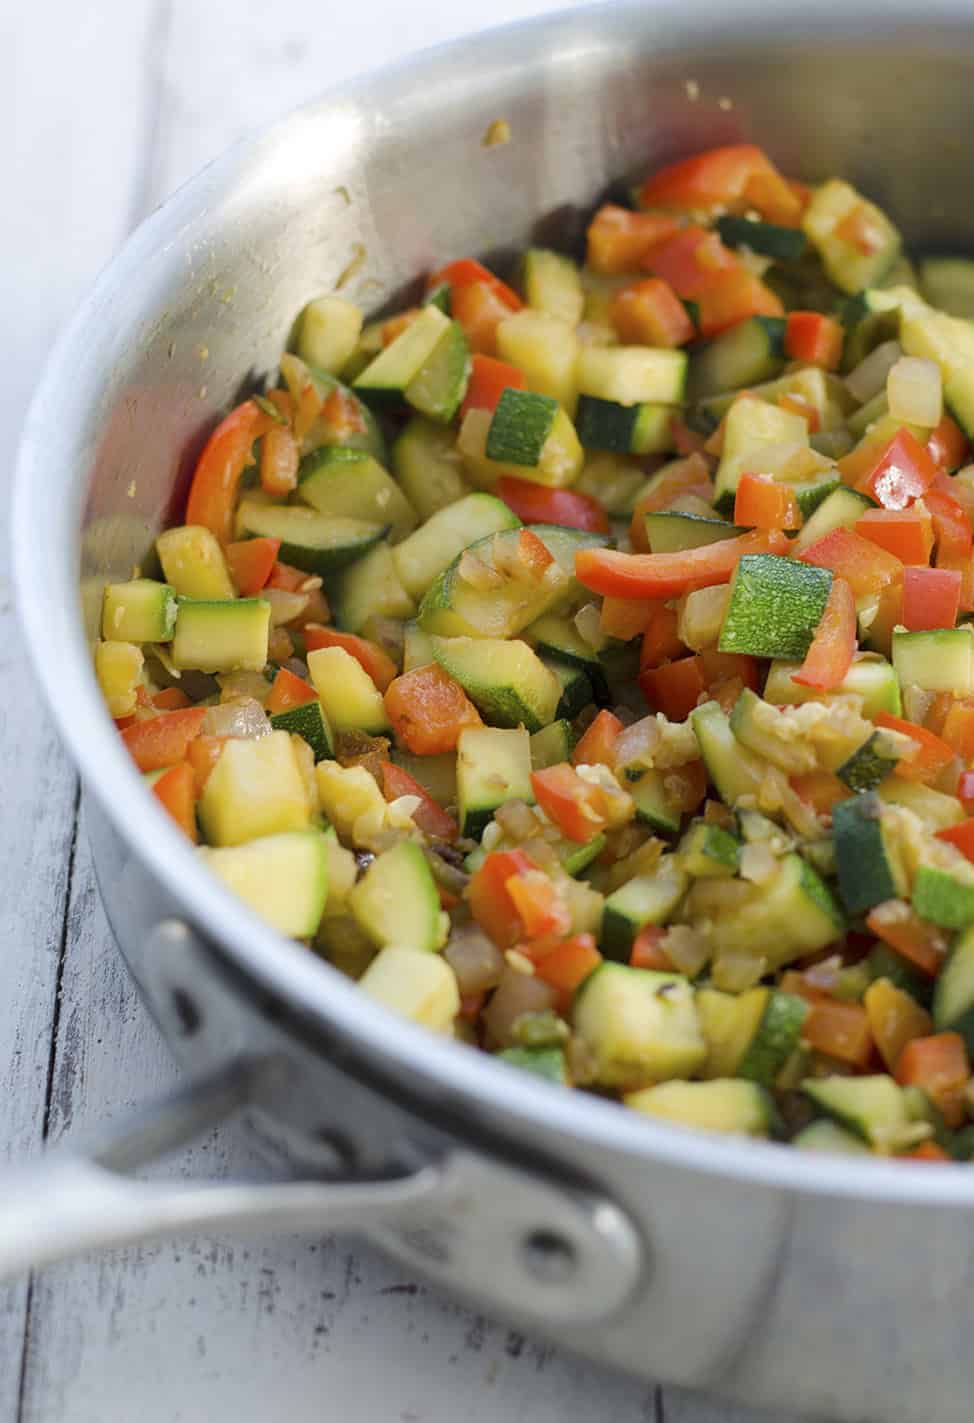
(712, 951), (769, 993)
(660, 924), (711, 977)
(201, 696), (270, 740)
(574, 603), (607, 650)
(677, 584), (730, 652)
(484, 969), (557, 1047)
(495, 799), (540, 841)
(738, 842), (779, 885)
(887, 355), (942, 428)
(263, 587), (309, 627)
(218, 670), (272, 704)
(614, 716), (661, 774)
(444, 925), (505, 996)
(844, 339), (902, 405)
(458, 549), (505, 591)
(901, 684), (935, 725)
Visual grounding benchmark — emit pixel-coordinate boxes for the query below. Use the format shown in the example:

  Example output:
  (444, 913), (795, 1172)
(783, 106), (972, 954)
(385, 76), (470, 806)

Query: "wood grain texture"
(5, 2), (786, 1420)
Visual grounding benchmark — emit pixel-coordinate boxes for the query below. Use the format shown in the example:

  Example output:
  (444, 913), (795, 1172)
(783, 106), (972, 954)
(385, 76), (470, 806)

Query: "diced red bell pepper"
(629, 925), (674, 971)
(733, 472), (802, 530)
(495, 478), (609, 533)
(925, 486), (974, 611)
(608, 278), (695, 347)
(792, 577), (857, 691)
(637, 144), (799, 223)
(451, 282), (516, 356)
(151, 761), (198, 843)
(802, 999), (873, 1068)
(630, 452), (713, 550)
(585, 205), (683, 275)
(600, 596), (654, 641)
(459, 354), (525, 419)
(468, 848), (538, 948)
(572, 709), (623, 769)
(187, 735), (227, 796)
(533, 934), (602, 1008)
(857, 428), (939, 510)
(576, 527), (789, 600)
(900, 566), (962, 631)
(855, 506), (933, 565)
(895, 1032), (971, 1127)
(641, 226), (738, 298)
(784, 311), (844, 370)
(958, 768), (974, 811)
(927, 413), (970, 473)
(639, 655), (707, 721)
(121, 707), (208, 773)
(379, 761), (459, 841)
(384, 664), (482, 755)
(790, 769), (852, 815)
(874, 711), (955, 783)
(226, 537), (281, 595)
(640, 601), (686, 668)
(304, 624), (397, 693)
(151, 687), (192, 711)
(530, 763), (610, 843)
(902, 1142), (953, 1162)
(260, 422), (299, 497)
(505, 870), (572, 940)
(266, 561), (311, 593)
(319, 386), (366, 443)
(942, 702), (974, 763)
(427, 258), (522, 311)
(937, 818), (974, 864)
(694, 269), (785, 337)
(185, 400), (273, 544)
(866, 901), (947, 977)
(797, 527), (903, 599)
(265, 666), (317, 716)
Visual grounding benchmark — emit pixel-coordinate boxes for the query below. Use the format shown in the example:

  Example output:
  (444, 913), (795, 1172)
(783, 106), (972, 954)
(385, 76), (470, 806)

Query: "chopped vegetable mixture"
(96, 142), (974, 1159)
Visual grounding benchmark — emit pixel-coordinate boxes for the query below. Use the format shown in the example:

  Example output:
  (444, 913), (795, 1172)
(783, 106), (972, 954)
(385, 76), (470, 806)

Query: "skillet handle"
(0, 1062), (646, 1328)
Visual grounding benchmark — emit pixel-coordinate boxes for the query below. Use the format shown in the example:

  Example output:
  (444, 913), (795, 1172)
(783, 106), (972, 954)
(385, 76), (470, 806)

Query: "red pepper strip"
(530, 763), (610, 844)
(379, 761), (459, 842)
(900, 566), (962, 632)
(575, 528), (788, 600)
(874, 712), (955, 783)
(792, 577), (857, 691)
(857, 428), (939, 510)
(495, 477), (609, 533)
(185, 400), (273, 544)
(784, 311), (844, 370)
(459, 354), (525, 419)
(260, 422), (299, 496)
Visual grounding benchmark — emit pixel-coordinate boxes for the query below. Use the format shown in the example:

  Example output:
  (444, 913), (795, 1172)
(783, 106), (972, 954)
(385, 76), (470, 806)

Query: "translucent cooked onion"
(218, 671), (272, 704)
(614, 715), (661, 773)
(901, 683), (935, 725)
(738, 842), (780, 885)
(887, 355), (943, 428)
(574, 603), (607, 650)
(484, 969), (558, 1047)
(264, 587), (309, 627)
(661, 925), (711, 977)
(444, 925), (505, 996)
(803, 954), (843, 993)
(844, 339), (902, 404)
(201, 696), (270, 739)
(677, 585), (730, 652)
(495, 799), (541, 841)
(712, 950), (769, 993)
(458, 549), (505, 591)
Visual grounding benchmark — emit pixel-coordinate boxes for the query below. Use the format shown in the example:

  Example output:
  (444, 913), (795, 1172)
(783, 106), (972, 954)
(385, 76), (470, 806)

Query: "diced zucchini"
(296, 295), (363, 375)
(691, 699), (767, 806)
(802, 1074), (911, 1149)
(530, 719), (576, 770)
(932, 924), (974, 1052)
(348, 840), (443, 952)
(497, 1045), (569, 1085)
(802, 179), (901, 294)
(298, 447), (417, 542)
(358, 945), (459, 1032)
(793, 1120), (872, 1155)
(892, 626), (974, 696)
(791, 472), (840, 521)
(199, 829), (329, 938)
(737, 991), (809, 1087)
(458, 404), (584, 489)
(919, 256), (974, 320)
(315, 761), (387, 842)
(713, 395), (809, 510)
(877, 777), (964, 830)
(527, 610), (609, 699)
(629, 769), (681, 834)
(715, 216), (807, 262)
(393, 416), (469, 520)
(678, 822), (740, 878)
(574, 963), (706, 1089)
(576, 346), (687, 405)
(912, 861), (974, 931)
(899, 300), (974, 438)
(793, 486), (872, 553)
(353, 305), (451, 407)
(718, 554), (832, 660)
(171, 597), (270, 673)
(545, 657), (593, 720)
(102, 578), (177, 644)
(836, 729), (901, 793)
(696, 987), (769, 1079)
(624, 1078), (775, 1137)
(688, 316), (786, 400)
(157, 525), (235, 601)
(393, 492), (520, 601)
(199, 731), (310, 847)
(456, 725), (533, 837)
(404, 319), (470, 423)
(237, 501), (385, 575)
(402, 620), (434, 672)
(764, 653), (902, 719)
(600, 857), (687, 961)
(486, 388), (559, 465)
(269, 699), (334, 762)
(388, 750), (457, 807)
(644, 512), (740, 555)
(868, 942), (933, 1005)
(307, 645), (389, 734)
(329, 542), (417, 634)
(708, 854), (845, 973)
(430, 635), (561, 732)
(496, 310), (579, 414)
(521, 248), (584, 325)
(575, 396), (674, 455)
(831, 793), (908, 915)
(95, 640), (144, 718)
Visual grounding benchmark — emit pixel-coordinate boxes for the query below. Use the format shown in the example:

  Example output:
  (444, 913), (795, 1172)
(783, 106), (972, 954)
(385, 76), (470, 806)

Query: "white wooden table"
(3, 5), (792, 1419)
